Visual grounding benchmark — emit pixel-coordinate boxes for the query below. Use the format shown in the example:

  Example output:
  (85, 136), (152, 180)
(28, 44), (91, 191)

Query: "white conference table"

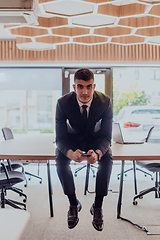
(0, 135), (55, 217)
(112, 141), (160, 233)
(0, 135), (160, 222)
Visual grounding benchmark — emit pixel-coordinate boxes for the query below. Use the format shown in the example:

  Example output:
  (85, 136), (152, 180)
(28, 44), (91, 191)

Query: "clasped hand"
(71, 149), (98, 164)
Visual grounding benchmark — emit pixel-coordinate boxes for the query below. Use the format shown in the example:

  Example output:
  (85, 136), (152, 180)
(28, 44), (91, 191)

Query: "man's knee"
(99, 148), (113, 166)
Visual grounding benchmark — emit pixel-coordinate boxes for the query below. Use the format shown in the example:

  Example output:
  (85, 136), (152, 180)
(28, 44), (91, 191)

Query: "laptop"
(112, 122), (145, 144)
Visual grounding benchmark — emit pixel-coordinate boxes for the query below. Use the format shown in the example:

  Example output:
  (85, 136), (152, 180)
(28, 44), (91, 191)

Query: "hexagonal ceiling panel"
(44, 0), (94, 16)
(148, 36), (160, 44)
(74, 35), (108, 44)
(3, 0), (160, 50)
(94, 26), (131, 36)
(10, 27), (48, 37)
(72, 14), (116, 27)
(119, 16), (160, 28)
(111, 35), (145, 44)
(136, 27), (160, 36)
(98, 3), (147, 17)
(52, 27), (90, 36)
(36, 36), (70, 44)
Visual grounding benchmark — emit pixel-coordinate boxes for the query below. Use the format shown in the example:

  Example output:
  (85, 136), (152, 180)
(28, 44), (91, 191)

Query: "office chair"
(74, 163), (97, 177)
(74, 159), (98, 195)
(1, 128), (24, 172)
(117, 164), (153, 180)
(0, 157), (27, 202)
(0, 161), (26, 209)
(83, 162), (98, 195)
(133, 126), (159, 205)
(2, 127), (42, 186)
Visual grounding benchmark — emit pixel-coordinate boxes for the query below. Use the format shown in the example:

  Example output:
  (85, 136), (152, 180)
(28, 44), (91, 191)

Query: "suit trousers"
(55, 147), (113, 197)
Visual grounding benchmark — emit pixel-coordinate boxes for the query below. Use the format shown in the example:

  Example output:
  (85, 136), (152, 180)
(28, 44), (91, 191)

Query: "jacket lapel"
(70, 92), (82, 124)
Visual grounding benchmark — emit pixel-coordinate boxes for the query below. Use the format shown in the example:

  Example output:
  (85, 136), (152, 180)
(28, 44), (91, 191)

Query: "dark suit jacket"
(56, 91), (113, 157)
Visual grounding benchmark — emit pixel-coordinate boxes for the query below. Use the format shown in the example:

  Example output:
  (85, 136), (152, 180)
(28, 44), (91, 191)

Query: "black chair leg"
(1, 188), (26, 209)
(74, 165), (87, 177)
(133, 160), (138, 195)
(136, 168), (153, 179)
(117, 166), (153, 180)
(133, 186), (156, 204)
(158, 172), (160, 198)
(8, 187), (27, 201)
(7, 199), (26, 209)
(1, 188), (5, 208)
(75, 164), (97, 178)
(133, 172), (158, 204)
(155, 172), (158, 198)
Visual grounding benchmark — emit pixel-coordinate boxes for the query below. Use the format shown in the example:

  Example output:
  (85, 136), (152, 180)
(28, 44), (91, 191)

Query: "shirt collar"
(77, 97), (93, 108)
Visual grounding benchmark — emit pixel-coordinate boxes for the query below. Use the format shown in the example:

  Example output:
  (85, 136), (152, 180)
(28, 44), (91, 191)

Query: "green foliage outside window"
(113, 83), (151, 117)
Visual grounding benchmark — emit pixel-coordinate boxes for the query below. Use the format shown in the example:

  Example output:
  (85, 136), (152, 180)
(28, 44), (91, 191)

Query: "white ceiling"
(1, 0), (160, 50)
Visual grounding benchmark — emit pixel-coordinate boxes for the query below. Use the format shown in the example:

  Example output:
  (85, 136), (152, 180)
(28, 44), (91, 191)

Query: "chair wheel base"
(133, 201), (138, 205)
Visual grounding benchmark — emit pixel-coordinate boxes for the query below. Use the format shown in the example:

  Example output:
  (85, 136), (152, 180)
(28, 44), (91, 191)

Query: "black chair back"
(145, 126), (154, 142)
(2, 127), (14, 140)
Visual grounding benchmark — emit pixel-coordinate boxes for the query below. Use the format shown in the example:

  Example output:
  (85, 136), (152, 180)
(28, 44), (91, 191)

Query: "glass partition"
(0, 67), (62, 141)
(113, 67), (160, 142)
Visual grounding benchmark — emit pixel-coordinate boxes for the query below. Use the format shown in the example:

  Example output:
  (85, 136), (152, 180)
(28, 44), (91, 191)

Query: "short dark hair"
(74, 68), (94, 82)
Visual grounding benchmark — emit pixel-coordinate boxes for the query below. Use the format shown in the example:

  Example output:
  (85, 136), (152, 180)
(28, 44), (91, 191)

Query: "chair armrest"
(6, 159), (13, 171)
(1, 162), (11, 183)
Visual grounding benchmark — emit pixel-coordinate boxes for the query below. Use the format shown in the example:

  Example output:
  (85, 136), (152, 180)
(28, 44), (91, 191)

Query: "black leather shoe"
(67, 200), (82, 229)
(90, 204), (104, 231)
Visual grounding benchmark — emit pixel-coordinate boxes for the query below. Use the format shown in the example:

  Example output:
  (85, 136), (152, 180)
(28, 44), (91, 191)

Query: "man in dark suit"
(55, 68), (113, 231)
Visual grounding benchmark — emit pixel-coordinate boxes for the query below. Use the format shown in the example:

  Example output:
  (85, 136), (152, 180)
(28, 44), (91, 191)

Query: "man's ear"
(93, 84), (96, 90)
(73, 84), (76, 92)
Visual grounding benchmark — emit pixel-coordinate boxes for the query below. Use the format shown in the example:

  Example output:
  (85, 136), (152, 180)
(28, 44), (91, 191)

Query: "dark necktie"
(82, 105), (88, 123)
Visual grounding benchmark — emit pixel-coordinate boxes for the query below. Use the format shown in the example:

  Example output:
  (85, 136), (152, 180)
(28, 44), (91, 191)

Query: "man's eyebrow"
(76, 83), (93, 88)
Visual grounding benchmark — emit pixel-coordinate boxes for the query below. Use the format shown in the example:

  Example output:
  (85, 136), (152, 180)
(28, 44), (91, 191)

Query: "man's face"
(73, 79), (95, 104)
